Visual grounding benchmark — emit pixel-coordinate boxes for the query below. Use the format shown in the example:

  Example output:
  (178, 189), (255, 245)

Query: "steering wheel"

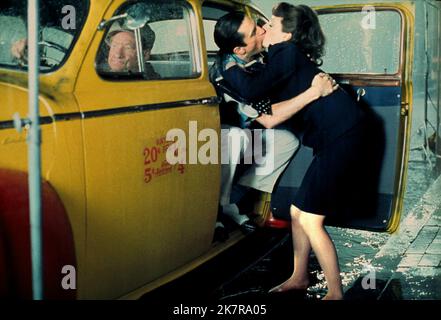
(38, 40), (68, 65)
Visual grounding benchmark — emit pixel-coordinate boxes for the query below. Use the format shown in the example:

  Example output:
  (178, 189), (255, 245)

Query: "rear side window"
(96, 0), (201, 81)
(318, 9), (401, 75)
(0, 0), (89, 72)
(202, 3), (233, 53)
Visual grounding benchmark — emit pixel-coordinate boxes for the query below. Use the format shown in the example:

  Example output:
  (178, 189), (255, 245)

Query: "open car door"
(271, 3), (415, 233)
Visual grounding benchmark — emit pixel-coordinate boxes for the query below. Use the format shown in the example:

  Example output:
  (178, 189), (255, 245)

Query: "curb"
(373, 173), (441, 298)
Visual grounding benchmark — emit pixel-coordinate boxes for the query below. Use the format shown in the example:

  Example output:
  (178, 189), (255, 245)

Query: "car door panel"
(271, 4), (414, 233)
(74, 0), (220, 299)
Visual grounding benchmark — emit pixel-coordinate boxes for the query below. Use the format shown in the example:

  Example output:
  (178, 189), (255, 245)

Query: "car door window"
(96, 0), (200, 81)
(319, 10), (401, 74)
(0, 0), (88, 72)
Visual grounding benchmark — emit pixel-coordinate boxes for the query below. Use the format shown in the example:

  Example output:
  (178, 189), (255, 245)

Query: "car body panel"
(271, 2), (415, 234)
(74, 0), (221, 299)
(316, 2), (416, 233)
(0, 0), (222, 299)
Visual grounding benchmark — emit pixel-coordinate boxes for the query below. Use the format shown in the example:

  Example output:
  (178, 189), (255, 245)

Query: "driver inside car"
(11, 20), (160, 79)
(10, 27), (73, 67)
(102, 21), (160, 78)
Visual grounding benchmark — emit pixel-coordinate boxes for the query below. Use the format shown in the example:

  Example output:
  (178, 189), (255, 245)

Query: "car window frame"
(95, 0), (202, 82)
(316, 6), (406, 82)
(0, 0), (90, 74)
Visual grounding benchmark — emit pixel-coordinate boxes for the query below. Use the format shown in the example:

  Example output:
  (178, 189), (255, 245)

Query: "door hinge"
(400, 102), (409, 116)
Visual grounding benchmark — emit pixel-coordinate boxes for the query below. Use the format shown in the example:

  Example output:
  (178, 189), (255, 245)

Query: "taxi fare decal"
(143, 136), (185, 184)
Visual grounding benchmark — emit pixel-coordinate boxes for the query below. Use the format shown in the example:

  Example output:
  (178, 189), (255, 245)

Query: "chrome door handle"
(357, 88), (366, 102)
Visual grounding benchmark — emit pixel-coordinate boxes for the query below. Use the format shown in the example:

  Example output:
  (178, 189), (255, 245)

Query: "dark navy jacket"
(222, 42), (366, 153)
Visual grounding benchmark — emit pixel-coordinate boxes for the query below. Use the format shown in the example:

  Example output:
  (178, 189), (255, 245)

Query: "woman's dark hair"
(273, 3), (325, 65)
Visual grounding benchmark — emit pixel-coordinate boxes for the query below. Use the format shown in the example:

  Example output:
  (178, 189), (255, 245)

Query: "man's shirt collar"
(222, 52), (266, 71)
(222, 54), (248, 70)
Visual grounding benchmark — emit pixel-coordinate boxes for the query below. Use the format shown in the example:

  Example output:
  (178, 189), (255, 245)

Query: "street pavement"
(211, 161), (441, 301)
(141, 162), (441, 302)
(343, 172), (441, 299)
(373, 174), (441, 299)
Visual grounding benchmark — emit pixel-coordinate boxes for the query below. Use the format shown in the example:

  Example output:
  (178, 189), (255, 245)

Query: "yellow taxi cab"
(0, 0), (439, 299)
(0, 0), (271, 300)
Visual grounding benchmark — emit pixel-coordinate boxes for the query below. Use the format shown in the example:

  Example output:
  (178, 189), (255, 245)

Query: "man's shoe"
(239, 220), (257, 235)
(213, 225), (229, 242)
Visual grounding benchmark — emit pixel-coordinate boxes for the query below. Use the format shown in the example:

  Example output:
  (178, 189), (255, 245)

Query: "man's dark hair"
(214, 11), (246, 55)
(210, 11), (247, 84)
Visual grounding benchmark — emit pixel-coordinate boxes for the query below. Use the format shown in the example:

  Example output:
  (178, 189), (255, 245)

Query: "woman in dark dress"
(222, 3), (372, 300)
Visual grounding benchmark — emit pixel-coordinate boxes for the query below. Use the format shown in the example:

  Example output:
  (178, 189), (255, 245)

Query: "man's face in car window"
(108, 31), (138, 72)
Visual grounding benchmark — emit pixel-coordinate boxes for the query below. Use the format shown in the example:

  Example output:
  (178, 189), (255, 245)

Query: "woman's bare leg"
(298, 211), (343, 300)
(269, 205), (311, 292)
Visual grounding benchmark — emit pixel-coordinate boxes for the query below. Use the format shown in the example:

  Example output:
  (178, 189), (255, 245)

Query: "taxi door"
(74, 0), (220, 298)
(272, 3), (415, 233)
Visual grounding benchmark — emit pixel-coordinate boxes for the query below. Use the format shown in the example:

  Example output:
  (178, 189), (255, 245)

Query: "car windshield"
(0, 0), (89, 72)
